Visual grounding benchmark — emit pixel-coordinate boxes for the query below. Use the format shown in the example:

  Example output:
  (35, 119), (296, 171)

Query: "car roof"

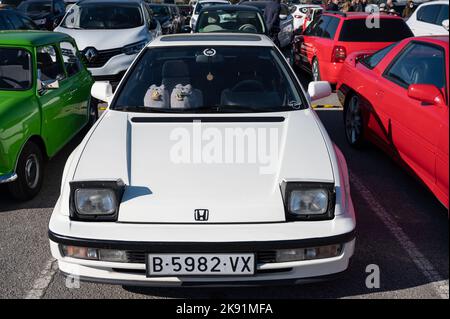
(77, 0), (143, 5)
(149, 33), (273, 48)
(197, 0), (229, 4)
(413, 35), (449, 46)
(0, 31), (72, 47)
(417, 0), (448, 6)
(199, 4), (261, 12)
(324, 11), (403, 20)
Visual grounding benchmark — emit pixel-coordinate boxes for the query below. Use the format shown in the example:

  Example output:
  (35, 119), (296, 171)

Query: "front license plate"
(147, 254), (255, 276)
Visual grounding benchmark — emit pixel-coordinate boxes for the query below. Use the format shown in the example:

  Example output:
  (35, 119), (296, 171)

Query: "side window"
(322, 16), (339, 39)
(436, 5), (449, 25)
(6, 12), (27, 30)
(0, 14), (12, 30)
(280, 4), (289, 16)
(19, 16), (37, 30)
(384, 42), (446, 90)
(60, 42), (83, 77)
(37, 45), (65, 83)
(417, 5), (441, 25)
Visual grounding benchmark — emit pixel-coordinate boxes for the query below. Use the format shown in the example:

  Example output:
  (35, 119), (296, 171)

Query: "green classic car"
(0, 31), (96, 200)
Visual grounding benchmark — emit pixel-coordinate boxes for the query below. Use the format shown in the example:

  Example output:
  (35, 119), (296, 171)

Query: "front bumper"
(49, 229), (355, 287)
(0, 172), (17, 184)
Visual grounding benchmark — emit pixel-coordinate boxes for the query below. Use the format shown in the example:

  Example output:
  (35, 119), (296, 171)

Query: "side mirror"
(279, 14), (288, 20)
(308, 81), (332, 101)
(181, 25), (192, 33)
(442, 19), (449, 31)
(38, 79), (59, 93)
(407, 84), (446, 107)
(91, 81), (113, 104)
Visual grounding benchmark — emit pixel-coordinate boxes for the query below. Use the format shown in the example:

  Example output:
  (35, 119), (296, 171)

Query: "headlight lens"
(281, 181), (335, 220)
(69, 179), (125, 221)
(122, 41), (147, 55)
(289, 189), (328, 215)
(75, 189), (117, 215)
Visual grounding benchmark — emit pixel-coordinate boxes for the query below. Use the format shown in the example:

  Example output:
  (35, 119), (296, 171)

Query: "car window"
(60, 42), (83, 77)
(0, 48), (32, 90)
(37, 45), (65, 83)
(435, 5), (449, 26)
(149, 5), (170, 16)
(322, 16), (339, 39)
(384, 42), (446, 90)
(304, 15), (329, 37)
(339, 18), (413, 42)
(0, 13), (13, 30)
(62, 3), (144, 29)
(361, 43), (398, 69)
(196, 9), (265, 34)
(114, 46), (304, 112)
(417, 4), (442, 25)
(6, 12), (28, 30)
(19, 15), (37, 30)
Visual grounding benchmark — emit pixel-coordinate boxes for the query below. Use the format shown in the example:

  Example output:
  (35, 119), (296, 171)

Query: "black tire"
(8, 142), (44, 201)
(344, 94), (365, 148)
(312, 58), (321, 82)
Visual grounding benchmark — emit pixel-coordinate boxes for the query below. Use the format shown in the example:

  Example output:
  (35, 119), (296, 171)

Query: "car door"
(299, 15), (327, 67)
(59, 40), (92, 131)
(412, 4), (447, 35)
(379, 41), (447, 189)
(36, 44), (75, 156)
(278, 3), (293, 48)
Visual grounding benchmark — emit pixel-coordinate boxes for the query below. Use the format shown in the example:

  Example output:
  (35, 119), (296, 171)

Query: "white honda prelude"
(48, 34), (356, 287)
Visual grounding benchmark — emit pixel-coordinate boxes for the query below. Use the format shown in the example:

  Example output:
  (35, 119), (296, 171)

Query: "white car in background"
(55, 0), (161, 87)
(48, 33), (356, 286)
(406, 0), (449, 36)
(190, 0), (230, 29)
(291, 4), (322, 32)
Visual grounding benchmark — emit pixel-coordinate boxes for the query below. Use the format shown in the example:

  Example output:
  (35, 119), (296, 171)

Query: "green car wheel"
(8, 142), (44, 201)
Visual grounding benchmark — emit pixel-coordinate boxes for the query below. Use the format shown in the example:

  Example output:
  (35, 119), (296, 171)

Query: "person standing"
(402, 0), (415, 18)
(353, 0), (364, 11)
(264, 0), (281, 46)
(327, 0), (340, 11)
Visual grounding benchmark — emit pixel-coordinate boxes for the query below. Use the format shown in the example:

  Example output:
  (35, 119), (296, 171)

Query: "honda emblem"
(194, 209), (209, 221)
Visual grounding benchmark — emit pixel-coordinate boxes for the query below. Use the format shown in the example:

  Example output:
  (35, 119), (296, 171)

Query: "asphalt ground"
(0, 70), (448, 299)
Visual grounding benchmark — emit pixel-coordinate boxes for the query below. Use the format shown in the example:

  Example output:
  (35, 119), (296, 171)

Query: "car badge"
(203, 48), (216, 57)
(84, 47), (98, 63)
(194, 209), (209, 221)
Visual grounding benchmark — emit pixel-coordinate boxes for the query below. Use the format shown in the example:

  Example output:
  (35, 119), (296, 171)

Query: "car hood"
(54, 26), (150, 51)
(73, 110), (334, 223)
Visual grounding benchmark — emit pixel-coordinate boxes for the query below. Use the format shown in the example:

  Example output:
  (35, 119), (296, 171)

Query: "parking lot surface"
(0, 70), (448, 299)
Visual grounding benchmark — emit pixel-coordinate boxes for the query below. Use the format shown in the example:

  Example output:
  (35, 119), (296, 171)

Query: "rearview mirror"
(308, 81), (332, 101)
(91, 81), (113, 104)
(407, 84), (446, 107)
(442, 19), (449, 31)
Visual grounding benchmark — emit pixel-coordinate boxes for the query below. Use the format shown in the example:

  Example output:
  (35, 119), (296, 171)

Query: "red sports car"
(337, 36), (449, 209)
(294, 12), (414, 85)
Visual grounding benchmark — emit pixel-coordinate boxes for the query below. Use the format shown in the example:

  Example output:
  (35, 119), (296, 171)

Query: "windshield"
(61, 4), (143, 29)
(195, 2), (226, 14)
(149, 5), (170, 16)
(113, 46), (304, 113)
(18, 1), (52, 14)
(0, 48), (32, 90)
(196, 9), (265, 34)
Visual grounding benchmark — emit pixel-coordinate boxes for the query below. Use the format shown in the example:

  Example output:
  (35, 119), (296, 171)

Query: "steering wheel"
(0, 76), (22, 88)
(239, 24), (257, 33)
(232, 80), (265, 92)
